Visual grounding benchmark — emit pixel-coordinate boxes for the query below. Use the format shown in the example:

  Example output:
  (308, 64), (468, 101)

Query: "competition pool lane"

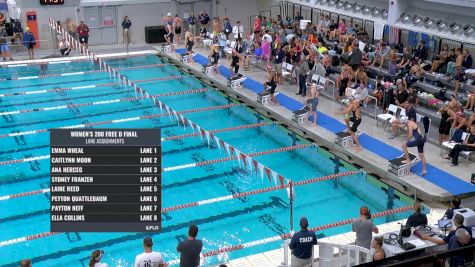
(0, 53), (416, 266)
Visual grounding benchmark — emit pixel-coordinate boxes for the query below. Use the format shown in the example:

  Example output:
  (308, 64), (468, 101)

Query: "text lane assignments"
(50, 129), (161, 232)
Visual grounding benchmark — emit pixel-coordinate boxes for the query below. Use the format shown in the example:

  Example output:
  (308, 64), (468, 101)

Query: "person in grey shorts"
(352, 206), (379, 249)
(289, 217), (317, 267)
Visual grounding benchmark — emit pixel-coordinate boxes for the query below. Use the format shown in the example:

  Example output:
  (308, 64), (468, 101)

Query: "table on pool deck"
(383, 228), (446, 257)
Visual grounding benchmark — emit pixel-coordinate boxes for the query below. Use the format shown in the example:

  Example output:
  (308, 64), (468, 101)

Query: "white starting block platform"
(161, 44), (174, 53)
(292, 106), (311, 125)
(334, 130), (363, 148)
(388, 153), (420, 176)
(257, 90), (271, 105)
(202, 65), (217, 75)
(180, 52), (197, 63)
(227, 74), (247, 89)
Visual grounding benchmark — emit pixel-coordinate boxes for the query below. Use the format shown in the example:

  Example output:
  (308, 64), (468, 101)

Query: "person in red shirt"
(77, 21), (90, 49)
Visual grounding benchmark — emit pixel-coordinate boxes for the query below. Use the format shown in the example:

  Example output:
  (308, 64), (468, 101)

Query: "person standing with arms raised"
(177, 225), (203, 267)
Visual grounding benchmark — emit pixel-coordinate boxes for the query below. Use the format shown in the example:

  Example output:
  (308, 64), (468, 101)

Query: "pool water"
(0, 54), (414, 266)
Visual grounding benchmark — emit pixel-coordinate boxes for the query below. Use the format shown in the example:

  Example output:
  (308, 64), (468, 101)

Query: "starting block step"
(161, 44), (174, 53)
(202, 65), (216, 75)
(228, 74), (247, 89)
(335, 130), (362, 148)
(180, 52), (197, 63)
(292, 106), (310, 125)
(388, 153), (420, 176)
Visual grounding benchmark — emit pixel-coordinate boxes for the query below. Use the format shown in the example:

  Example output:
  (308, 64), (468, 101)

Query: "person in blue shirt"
(23, 27), (36, 59)
(198, 11), (210, 32)
(289, 217), (317, 267)
(122, 16), (132, 45)
(188, 12), (197, 35)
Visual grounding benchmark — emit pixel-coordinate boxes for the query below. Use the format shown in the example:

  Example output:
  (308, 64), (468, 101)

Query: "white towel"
(374, 22), (385, 40)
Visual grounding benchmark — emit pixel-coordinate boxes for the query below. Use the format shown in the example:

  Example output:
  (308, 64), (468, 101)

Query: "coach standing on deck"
(289, 217), (317, 267)
(177, 225), (203, 267)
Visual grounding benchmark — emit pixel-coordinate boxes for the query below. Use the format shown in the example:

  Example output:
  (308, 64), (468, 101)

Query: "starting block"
(180, 52), (196, 63)
(335, 130), (363, 148)
(292, 106), (310, 125)
(202, 65), (216, 75)
(257, 90), (271, 105)
(161, 44), (174, 53)
(388, 153), (420, 176)
(228, 74), (247, 89)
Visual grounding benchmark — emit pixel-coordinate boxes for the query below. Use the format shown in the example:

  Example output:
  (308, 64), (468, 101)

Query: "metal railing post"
(281, 239), (290, 267)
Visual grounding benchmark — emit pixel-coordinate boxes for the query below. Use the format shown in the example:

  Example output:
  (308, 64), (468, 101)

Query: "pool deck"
(155, 44), (475, 203)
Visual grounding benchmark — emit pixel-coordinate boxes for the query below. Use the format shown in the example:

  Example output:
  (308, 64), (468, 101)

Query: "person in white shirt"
(262, 29), (272, 43)
(134, 237), (165, 267)
(232, 21), (244, 41)
(88, 250), (109, 267)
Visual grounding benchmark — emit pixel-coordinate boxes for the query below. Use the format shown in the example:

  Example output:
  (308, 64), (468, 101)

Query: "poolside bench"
(441, 132), (474, 164)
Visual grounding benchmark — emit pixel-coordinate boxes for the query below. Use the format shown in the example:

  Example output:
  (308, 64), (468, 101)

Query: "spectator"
(223, 17), (232, 40)
(122, 16), (132, 45)
(336, 68), (351, 101)
(348, 41), (362, 71)
(371, 41), (390, 68)
(273, 43), (285, 83)
(352, 206), (378, 249)
(406, 203), (428, 227)
(465, 91), (475, 111)
(177, 225), (203, 267)
(174, 15), (183, 44)
(388, 48), (398, 76)
(294, 12), (303, 21)
(438, 103), (451, 145)
(232, 21), (243, 41)
(218, 32), (227, 58)
(20, 259), (32, 267)
(412, 40), (427, 62)
(462, 49), (473, 69)
(297, 55), (312, 96)
(389, 96), (417, 139)
(371, 236), (385, 261)
(394, 80), (409, 107)
(0, 29), (13, 61)
(397, 47), (411, 71)
(289, 217), (317, 267)
(445, 125), (475, 166)
(59, 37), (71, 56)
(77, 21), (89, 49)
(431, 44), (450, 73)
(134, 237), (164, 267)
(23, 27), (36, 59)
(198, 11), (210, 31)
(444, 197), (462, 220)
(11, 20), (23, 45)
(187, 12), (197, 35)
(253, 16), (261, 34)
(89, 250), (108, 267)
(354, 81), (368, 103)
(419, 214), (472, 246)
